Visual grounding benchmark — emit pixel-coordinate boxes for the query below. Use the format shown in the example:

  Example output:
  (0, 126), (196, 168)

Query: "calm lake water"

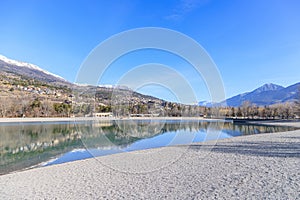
(0, 119), (297, 175)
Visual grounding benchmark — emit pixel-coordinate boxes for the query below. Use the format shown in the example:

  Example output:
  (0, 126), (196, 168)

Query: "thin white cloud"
(165, 0), (210, 21)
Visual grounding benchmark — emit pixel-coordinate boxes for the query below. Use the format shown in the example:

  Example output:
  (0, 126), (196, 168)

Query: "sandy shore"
(0, 122), (299, 199)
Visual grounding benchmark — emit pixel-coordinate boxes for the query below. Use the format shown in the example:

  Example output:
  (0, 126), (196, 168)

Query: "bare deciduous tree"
(294, 87), (300, 118)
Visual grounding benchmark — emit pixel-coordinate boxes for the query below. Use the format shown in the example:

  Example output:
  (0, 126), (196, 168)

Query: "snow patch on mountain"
(0, 54), (66, 81)
(252, 83), (284, 93)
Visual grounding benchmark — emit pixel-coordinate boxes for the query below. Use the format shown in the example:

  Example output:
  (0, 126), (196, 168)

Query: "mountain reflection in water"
(0, 120), (297, 175)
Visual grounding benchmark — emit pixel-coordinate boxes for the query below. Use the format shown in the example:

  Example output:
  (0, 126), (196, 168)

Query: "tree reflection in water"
(0, 120), (297, 175)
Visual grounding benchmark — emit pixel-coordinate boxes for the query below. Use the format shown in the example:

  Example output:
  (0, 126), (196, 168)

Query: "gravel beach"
(0, 121), (299, 199)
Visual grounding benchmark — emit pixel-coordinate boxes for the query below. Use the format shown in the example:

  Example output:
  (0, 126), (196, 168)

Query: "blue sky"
(0, 0), (299, 103)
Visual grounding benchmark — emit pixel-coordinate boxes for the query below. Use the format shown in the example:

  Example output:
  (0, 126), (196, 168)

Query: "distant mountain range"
(1, 54), (299, 108)
(223, 83), (300, 107)
(199, 83), (300, 107)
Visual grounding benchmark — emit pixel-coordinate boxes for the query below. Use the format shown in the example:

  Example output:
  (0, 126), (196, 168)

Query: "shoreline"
(0, 121), (299, 199)
(0, 116), (299, 124)
(0, 116), (225, 123)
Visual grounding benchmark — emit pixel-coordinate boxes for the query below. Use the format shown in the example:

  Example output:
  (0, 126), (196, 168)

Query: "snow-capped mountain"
(224, 83), (300, 107)
(250, 83), (284, 94)
(199, 83), (300, 107)
(0, 54), (70, 86)
(0, 54), (163, 104)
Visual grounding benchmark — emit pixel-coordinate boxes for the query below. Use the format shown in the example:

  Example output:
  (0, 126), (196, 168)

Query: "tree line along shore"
(0, 96), (299, 120)
(0, 72), (299, 119)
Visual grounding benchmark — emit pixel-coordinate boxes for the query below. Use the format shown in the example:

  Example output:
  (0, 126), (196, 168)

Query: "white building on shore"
(92, 112), (113, 118)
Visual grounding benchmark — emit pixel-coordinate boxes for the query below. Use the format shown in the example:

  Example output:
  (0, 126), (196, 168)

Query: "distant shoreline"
(0, 117), (226, 123)
(1, 117), (299, 124)
(0, 117), (300, 126)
